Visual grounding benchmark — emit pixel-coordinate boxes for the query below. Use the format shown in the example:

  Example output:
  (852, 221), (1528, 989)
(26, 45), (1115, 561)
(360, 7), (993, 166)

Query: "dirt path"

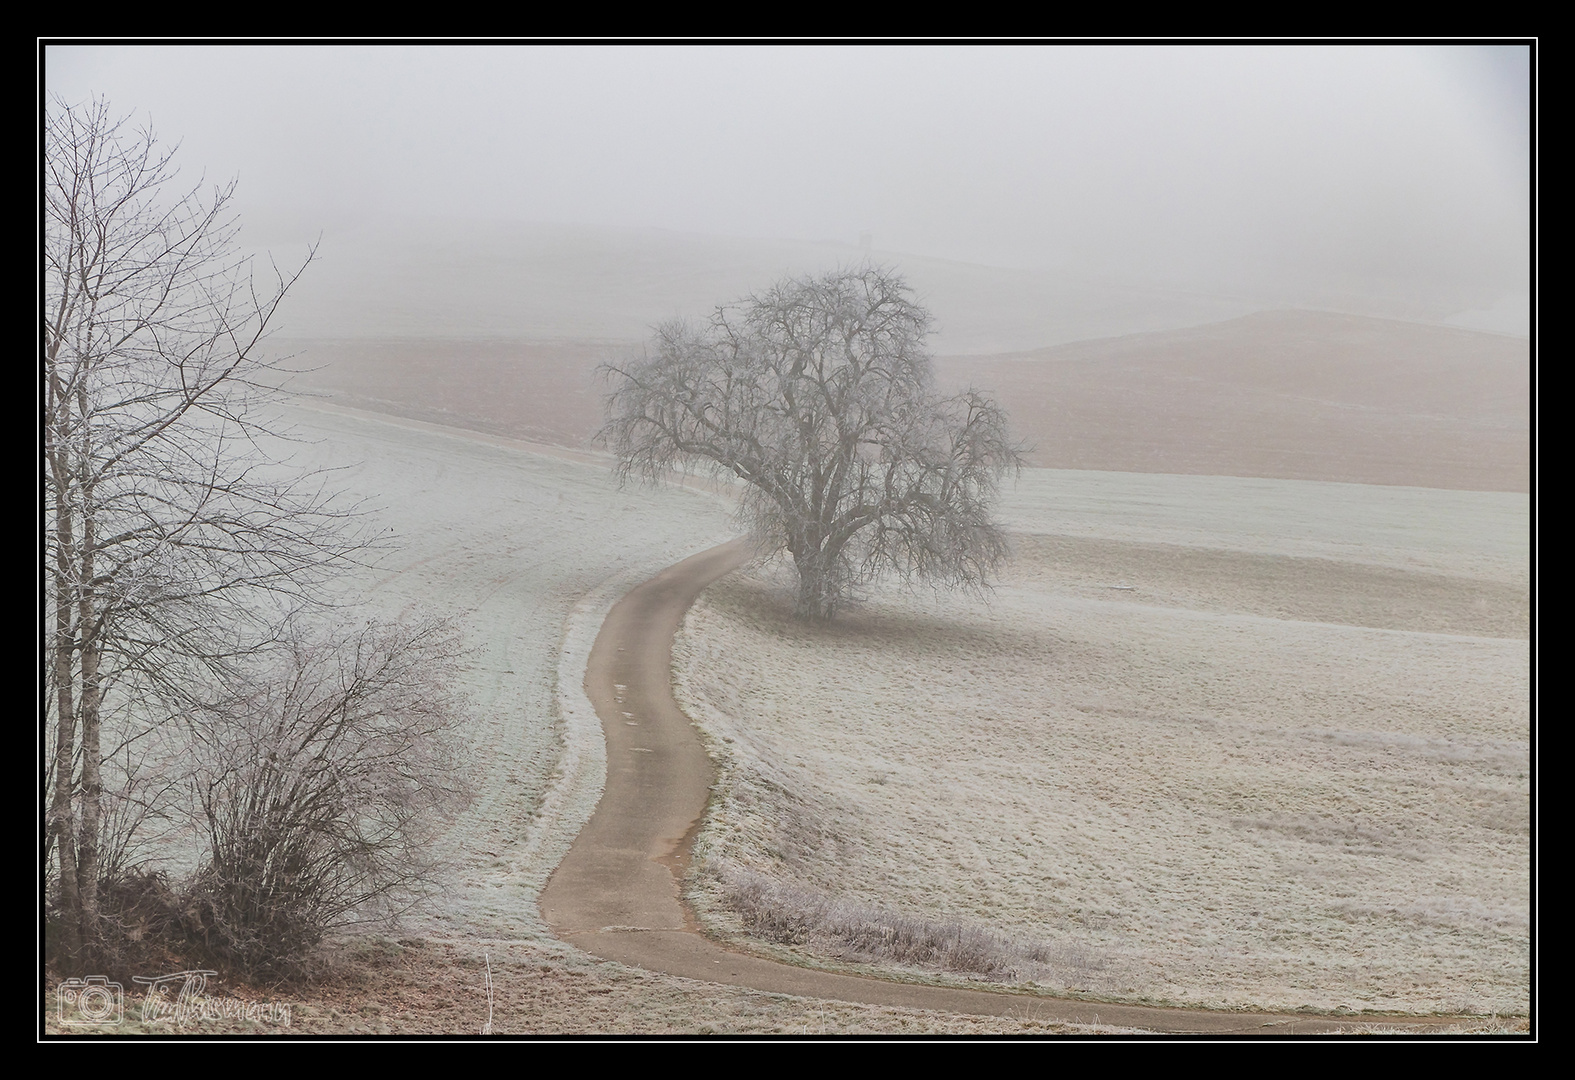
(539, 539), (1476, 1035)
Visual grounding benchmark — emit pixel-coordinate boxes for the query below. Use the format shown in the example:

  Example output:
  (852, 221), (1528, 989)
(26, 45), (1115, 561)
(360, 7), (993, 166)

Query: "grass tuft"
(716, 865), (1110, 987)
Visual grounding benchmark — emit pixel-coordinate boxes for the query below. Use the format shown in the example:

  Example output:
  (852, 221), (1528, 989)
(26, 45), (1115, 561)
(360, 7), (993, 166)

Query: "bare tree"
(601, 266), (1022, 621)
(43, 95), (354, 964)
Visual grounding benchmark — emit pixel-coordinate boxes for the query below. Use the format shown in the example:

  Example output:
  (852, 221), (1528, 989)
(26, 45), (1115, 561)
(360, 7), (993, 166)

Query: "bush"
(182, 617), (475, 978)
(46, 869), (199, 983)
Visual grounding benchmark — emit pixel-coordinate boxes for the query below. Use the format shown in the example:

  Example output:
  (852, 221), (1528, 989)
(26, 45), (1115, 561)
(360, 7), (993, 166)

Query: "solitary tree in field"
(601, 266), (1021, 621)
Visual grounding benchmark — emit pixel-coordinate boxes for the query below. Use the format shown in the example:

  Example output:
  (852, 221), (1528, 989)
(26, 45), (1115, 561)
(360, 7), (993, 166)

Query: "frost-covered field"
(251, 408), (1531, 1017)
(277, 404), (735, 941)
(674, 470), (1530, 1015)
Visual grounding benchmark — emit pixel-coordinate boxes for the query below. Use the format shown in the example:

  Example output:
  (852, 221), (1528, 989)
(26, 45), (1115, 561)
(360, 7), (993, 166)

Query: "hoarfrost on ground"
(278, 404), (735, 941)
(674, 472), (1529, 1015)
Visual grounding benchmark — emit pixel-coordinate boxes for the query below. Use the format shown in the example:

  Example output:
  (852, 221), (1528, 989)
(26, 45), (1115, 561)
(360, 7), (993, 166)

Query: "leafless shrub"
(79, 870), (198, 982)
(182, 617), (476, 978)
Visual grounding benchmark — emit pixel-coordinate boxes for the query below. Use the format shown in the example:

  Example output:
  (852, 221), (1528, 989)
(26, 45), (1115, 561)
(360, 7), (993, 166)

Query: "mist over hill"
(264, 217), (1266, 354)
(263, 217), (1529, 493)
(266, 216), (1528, 357)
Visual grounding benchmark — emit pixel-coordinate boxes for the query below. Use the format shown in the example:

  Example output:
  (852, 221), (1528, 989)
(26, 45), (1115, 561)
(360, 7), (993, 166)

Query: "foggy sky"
(43, 43), (1532, 317)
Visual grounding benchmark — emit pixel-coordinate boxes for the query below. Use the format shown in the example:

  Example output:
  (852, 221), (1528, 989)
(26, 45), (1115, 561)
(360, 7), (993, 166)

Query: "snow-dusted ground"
(998, 470), (1528, 582)
(233, 408), (1531, 1014)
(276, 403), (736, 942)
(674, 471), (1530, 1015)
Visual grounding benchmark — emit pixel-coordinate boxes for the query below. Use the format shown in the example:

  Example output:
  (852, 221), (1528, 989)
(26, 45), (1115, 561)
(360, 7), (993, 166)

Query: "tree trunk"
(791, 543), (837, 622)
(50, 548), (82, 961)
(74, 427), (104, 961)
(47, 377), (82, 962)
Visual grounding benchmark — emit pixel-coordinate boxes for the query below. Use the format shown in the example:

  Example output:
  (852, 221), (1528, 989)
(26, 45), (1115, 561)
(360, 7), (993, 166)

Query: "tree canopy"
(601, 266), (1021, 621)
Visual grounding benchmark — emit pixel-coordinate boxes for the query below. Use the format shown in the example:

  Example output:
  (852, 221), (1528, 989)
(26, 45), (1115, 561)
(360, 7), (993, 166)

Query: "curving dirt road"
(539, 538), (1471, 1035)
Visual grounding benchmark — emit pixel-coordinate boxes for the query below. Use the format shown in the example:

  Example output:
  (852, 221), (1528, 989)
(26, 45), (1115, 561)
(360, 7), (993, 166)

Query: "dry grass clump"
(717, 865), (1110, 988)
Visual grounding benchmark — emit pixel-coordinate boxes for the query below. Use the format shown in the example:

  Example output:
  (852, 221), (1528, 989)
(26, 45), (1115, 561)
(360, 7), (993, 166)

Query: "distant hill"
(936, 310), (1530, 492)
(272, 220), (1531, 494)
